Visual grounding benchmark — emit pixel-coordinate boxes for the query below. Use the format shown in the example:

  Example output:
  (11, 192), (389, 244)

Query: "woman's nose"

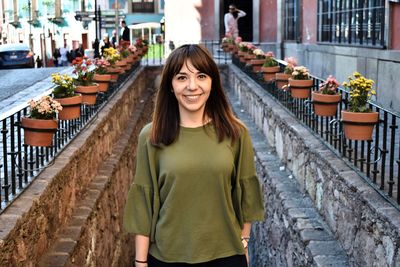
(187, 78), (197, 90)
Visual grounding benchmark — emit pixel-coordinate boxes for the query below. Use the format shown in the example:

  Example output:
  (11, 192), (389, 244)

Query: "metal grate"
(317, 0), (386, 47)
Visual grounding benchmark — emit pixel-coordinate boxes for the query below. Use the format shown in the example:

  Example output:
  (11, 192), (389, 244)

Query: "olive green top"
(123, 123), (264, 263)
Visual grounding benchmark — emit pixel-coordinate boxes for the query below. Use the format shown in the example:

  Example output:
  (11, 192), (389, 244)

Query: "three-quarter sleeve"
(232, 128), (264, 226)
(123, 126), (154, 236)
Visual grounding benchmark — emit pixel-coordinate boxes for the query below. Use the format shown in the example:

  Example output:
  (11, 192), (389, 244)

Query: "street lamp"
(28, 0), (33, 50)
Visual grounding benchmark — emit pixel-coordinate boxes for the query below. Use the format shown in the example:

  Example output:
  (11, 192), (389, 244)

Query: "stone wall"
(0, 67), (160, 266)
(226, 65), (400, 267)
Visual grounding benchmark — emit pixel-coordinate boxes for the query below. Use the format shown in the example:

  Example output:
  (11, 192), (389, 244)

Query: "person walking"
(224, 4), (246, 38)
(59, 41), (69, 66)
(123, 44), (264, 267)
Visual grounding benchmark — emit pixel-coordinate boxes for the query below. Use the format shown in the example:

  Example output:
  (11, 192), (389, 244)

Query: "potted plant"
(341, 72), (378, 141)
(141, 38), (149, 54)
(312, 75), (342, 117)
(261, 51), (280, 82)
(231, 36), (242, 55)
(276, 57), (296, 89)
(116, 41), (130, 70)
(52, 73), (82, 120)
(221, 36), (234, 52)
(249, 48), (265, 72)
(244, 43), (257, 64)
(72, 57), (99, 105)
(93, 59), (112, 92)
(237, 42), (249, 62)
(288, 66), (313, 99)
(135, 38), (148, 56)
(129, 44), (139, 61)
(21, 96), (61, 147)
(103, 47), (122, 82)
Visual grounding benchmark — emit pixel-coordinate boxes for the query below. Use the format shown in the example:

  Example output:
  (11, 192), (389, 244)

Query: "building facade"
(163, 0), (400, 112)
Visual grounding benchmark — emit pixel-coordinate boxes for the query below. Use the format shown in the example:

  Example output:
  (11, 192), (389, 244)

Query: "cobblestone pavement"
(0, 67), (70, 117)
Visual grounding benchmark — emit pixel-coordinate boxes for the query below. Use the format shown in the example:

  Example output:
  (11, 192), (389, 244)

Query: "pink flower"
(284, 57), (297, 66)
(265, 51), (275, 57)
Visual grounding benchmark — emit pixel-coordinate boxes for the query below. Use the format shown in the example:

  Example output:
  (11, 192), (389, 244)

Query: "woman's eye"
(198, 74), (208, 80)
(176, 76), (186, 81)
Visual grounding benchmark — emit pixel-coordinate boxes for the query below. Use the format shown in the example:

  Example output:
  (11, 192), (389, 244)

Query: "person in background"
(224, 4), (246, 38)
(123, 44), (264, 267)
(101, 35), (112, 57)
(75, 43), (84, 58)
(111, 30), (117, 47)
(53, 48), (61, 67)
(121, 20), (130, 43)
(59, 40), (69, 66)
(36, 56), (43, 68)
(168, 40), (175, 51)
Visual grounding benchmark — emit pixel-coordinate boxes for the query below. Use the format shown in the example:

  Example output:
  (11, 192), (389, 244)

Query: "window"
(284, 0), (301, 42)
(318, 0), (386, 47)
(132, 0), (154, 13)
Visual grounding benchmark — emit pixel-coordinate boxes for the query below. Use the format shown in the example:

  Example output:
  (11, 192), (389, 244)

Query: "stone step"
(226, 89), (351, 267)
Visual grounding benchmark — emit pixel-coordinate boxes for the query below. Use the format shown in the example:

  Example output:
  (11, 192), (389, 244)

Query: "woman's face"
(171, 60), (212, 120)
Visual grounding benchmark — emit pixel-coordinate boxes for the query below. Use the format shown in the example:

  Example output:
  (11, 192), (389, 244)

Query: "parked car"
(0, 43), (35, 69)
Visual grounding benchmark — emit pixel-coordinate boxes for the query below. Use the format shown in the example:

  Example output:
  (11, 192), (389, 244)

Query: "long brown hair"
(150, 44), (243, 146)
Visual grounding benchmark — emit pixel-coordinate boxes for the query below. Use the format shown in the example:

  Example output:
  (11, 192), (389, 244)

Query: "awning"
(124, 13), (163, 25)
(128, 22), (160, 30)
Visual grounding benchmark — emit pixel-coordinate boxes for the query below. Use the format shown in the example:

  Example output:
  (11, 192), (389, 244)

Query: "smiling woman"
(0, 43), (35, 69)
(171, 60), (212, 126)
(123, 44), (264, 267)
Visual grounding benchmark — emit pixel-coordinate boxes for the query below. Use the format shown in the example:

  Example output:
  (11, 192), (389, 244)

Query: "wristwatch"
(241, 236), (250, 249)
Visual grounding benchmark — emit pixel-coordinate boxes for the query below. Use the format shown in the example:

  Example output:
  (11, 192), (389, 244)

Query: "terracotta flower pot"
(55, 94), (82, 120)
(250, 59), (265, 72)
(275, 73), (291, 89)
(341, 110), (379, 141)
(107, 67), (123, 82)
(311, 92), (342, 117)
(262, 66), (281, 82)
(93, 74), (112, 92)
(21, 117), (58, 147)
(238, 51), (247, 62)
(75, 84), (99, 105)
(125, 55), (134, 64)
(244, 53), (255, 64)
(289, 78), (313, 99)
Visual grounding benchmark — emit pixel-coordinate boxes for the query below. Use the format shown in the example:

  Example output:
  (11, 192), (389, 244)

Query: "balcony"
(132, 2), (154, 13)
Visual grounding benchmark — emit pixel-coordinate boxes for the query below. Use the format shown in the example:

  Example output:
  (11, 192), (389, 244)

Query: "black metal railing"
(140, 40), (232, 66)
(0, 61), (141, 212)
(232, 55), (400, 207)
